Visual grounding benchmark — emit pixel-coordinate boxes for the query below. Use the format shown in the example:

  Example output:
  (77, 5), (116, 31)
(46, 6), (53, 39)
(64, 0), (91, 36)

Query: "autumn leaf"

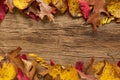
(4, 0), (14, 12)
(107, 1), (120, 18)
(67, 0), (82, 17)
(17, 68), (30, 80)
(0, 0), (8, 21)
(50, 59), (55, 66)
(93, 61), (120, 80)
(0, 62), (16, 80)
(87, 0), (109, 32)
(28, 53), (49, 68)
(7, 47), (25, 71)
(75, 61), (84, 72)
(36, 0), (55, 21)
(43, 0), (51, 4)
(78, 0), (90, 19)
(49, 64), (80, 80)
(20, 54), (28, 60)
(52, 0), (67, 13)
(25, 0), (55, 21)
(87, 13), (100, 32)
(60, 65), (80, 80)
(100, 16), (114, 25)
(13, 0), (34, 10)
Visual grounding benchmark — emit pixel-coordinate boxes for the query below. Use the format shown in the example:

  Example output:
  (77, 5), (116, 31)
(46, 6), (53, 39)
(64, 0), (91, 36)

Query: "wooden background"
(0, 10), (120, 66)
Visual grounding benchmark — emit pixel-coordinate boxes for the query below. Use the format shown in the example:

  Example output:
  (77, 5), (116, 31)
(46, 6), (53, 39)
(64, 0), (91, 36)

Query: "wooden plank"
(0, 10), (120, 65)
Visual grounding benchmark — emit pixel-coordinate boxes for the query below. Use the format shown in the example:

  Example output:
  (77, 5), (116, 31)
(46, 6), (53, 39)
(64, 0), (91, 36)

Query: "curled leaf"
(0, 0), (8, 21)
(78, 0), (90, 19)
(28, 53), (49, 68)
(17, 68), (30, 80)
(100, 16), (114, 25)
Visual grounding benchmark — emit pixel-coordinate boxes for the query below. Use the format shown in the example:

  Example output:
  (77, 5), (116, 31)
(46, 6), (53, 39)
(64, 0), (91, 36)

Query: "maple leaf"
(78, 0), (90, 19)
(25, 0), (55, 22)
(0, 0), (8, 21)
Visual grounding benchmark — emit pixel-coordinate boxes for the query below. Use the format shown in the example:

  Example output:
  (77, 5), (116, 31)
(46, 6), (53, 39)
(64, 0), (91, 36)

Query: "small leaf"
(50, 59), (55, 66)
(75, 61), (84, 72)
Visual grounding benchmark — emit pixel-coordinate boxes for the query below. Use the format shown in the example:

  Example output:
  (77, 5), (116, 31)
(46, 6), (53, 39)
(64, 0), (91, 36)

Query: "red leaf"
(17, 68), (30, 80)
(19, 54), (28, 60)
(0, 0), (8, 21)
(75, 61), (84, 71)
(78, 0), (90, 20)
(28, 12), (39, 21)
(50, 59), (55, 66)
(117, 61), (120, 67)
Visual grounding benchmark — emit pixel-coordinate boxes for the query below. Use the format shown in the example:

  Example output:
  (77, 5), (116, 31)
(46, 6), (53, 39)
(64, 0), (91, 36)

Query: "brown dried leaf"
(4, 0), (14, 12)
(87, 13), (100, 32)
(87, 0), (109, 32)
(7, 47), (25, 71)
(36, 0), (55, 21)
(85, 57), (95, 74)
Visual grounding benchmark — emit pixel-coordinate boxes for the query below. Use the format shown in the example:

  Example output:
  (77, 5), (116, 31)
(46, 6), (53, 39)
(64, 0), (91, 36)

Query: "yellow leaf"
(100, 17), (114, 25)
(52, 0), (67, 13)
(116, 18), (120, 23)
(13, 0), (34, 9)
(68, 0), (82, 17)
(43, 0), (51, 4)
(0, 55), (4, 61)
(28, 54), (49, 68)
(49, 64), (80, 80)
(0, 62), (16, 80)
(60, 65), (80, 80)
(107, 1), (120, 18)
(93, 61), (120, 80)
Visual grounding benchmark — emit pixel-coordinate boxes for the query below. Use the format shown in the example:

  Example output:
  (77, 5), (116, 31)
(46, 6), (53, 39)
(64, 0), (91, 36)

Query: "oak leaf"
(87, 0), (109, 32)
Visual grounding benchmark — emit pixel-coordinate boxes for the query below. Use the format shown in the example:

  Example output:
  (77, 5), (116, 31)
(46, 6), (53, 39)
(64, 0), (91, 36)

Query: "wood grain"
(0, 10), (120, 65)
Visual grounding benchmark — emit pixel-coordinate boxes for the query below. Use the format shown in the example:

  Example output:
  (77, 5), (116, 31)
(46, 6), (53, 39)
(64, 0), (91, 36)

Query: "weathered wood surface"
(0, 10), (120, 65)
